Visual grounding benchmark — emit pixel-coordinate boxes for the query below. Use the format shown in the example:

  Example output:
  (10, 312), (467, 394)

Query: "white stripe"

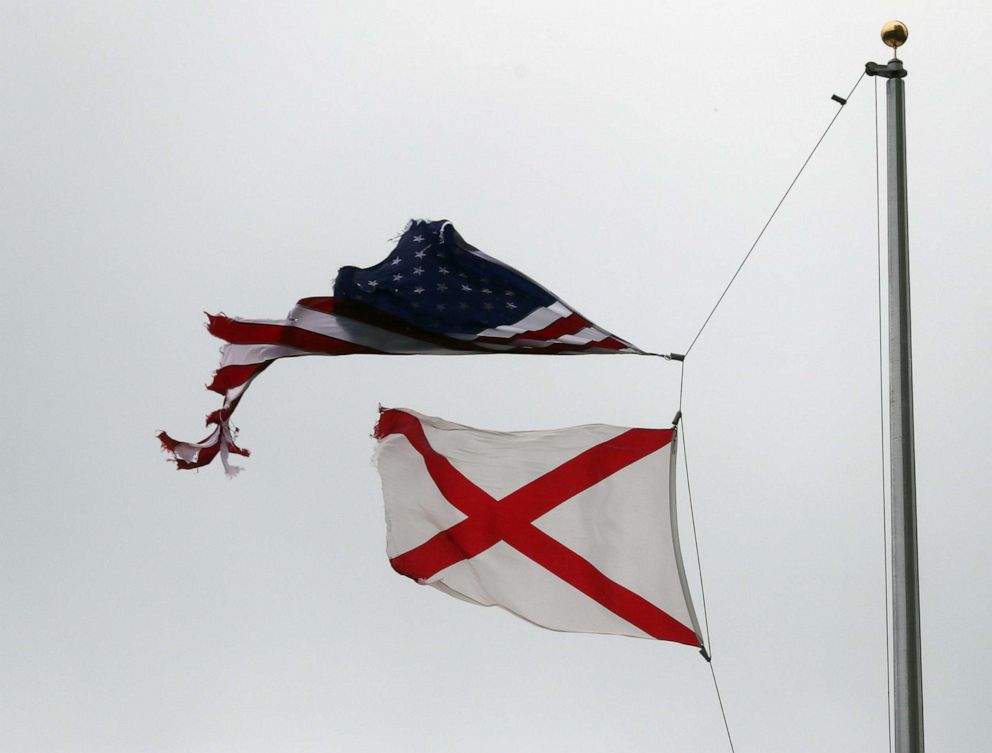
(555, 334), (593, 345)
(470, 301), (571, 340)
(571, 326), (610, 342)
(219, 343), (313, 368)
(171, 426), (221, 462)
(224, 381), (251, 403)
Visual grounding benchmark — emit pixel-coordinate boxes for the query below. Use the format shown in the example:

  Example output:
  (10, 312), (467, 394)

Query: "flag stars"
(413, 235), (424, 242)
(353, 243), (536, 334)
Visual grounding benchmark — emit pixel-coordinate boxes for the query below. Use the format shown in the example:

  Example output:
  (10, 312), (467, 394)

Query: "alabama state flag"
(373, 408), (703, 647)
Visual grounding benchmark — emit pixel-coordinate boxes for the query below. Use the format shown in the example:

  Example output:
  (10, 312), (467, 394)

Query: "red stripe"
(589, 337), (627, 351)
(207, 314), (383, 355)
(488, 336), (630, 353)
(296, 296), (336, 314)
(157, 430), (222, 470)
(176, 438), (221, 470)
(500, 340), (629, 354)
(472, 313), (591, 345)
(207, 363), (266, 394)
(513, 313), (592, 340)
(157, 431), (183, 453)
(379, 410), (696, 644)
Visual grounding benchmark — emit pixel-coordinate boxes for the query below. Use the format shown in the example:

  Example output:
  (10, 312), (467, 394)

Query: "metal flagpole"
(866, 20), (924, 753)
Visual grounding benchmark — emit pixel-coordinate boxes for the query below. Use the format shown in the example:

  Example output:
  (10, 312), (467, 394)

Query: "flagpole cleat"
(866, 59), (907, 79)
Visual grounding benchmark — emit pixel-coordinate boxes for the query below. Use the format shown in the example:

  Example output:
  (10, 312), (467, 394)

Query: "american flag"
(160, 220), (644, 474)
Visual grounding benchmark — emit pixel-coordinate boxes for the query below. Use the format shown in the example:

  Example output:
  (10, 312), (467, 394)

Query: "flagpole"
(867, 21), (924, 753)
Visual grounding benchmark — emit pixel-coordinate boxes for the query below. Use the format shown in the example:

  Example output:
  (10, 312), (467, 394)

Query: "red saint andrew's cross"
(376, 409), (699, 646)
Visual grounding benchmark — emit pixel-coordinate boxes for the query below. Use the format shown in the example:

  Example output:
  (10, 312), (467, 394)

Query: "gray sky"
(2, 2), (990, 752)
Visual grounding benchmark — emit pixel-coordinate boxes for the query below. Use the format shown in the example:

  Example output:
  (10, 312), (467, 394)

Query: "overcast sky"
(3, 2), (990, 752)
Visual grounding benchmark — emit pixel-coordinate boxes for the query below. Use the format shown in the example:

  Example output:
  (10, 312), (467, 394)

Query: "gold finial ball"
(881, 20), (909, 49)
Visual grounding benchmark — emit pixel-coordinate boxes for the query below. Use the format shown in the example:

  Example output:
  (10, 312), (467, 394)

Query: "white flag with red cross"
(373, 408), (703, 646)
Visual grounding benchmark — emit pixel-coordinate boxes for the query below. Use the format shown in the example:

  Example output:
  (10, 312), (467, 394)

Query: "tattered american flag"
(159, 219), (645, 474)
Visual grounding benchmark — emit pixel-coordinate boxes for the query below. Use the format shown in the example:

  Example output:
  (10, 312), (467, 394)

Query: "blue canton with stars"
(333, 220), (557, 336)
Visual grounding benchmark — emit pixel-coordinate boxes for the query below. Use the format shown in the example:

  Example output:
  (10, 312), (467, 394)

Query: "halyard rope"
(683, 407), (734, 752)
(683, 70), (868, 357)
(710, 660), (737, 753)
(671, 68), (873, 753)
